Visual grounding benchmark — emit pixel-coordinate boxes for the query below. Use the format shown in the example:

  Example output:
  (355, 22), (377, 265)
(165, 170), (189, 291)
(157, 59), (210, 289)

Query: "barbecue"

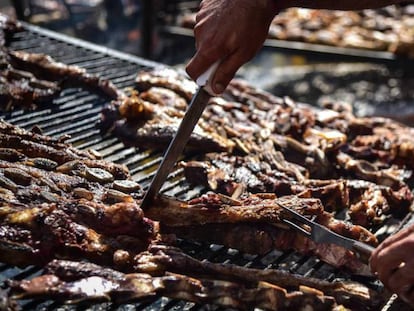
(0, 15), (413, 311)
(7, 50), (122, 100)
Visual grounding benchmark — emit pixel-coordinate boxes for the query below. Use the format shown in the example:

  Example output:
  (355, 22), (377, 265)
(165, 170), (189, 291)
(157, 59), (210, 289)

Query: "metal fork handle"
(352, 241), (375, 265)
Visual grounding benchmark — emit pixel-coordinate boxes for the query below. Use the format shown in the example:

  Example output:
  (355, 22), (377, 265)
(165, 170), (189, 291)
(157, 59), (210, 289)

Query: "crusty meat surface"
(0, 66), (61, 110)
(135, 67), (197, 101)
(100, 68), (414, 232)
(0, 120), (157, 269)
(100, 87), (235, 153)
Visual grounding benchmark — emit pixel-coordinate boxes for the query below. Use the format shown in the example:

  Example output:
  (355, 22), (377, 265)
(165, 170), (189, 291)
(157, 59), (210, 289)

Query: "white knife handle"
(196, 61), (220, 95)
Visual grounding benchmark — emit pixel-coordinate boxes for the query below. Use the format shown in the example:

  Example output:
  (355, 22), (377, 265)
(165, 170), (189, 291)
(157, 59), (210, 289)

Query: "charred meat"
(147, 193), (377, 273)
(0, 22), (123, 111)
(0, 121), (157, 269)
(0, 66), (61, 110)
(8, 259), (341, 311)
(8, 50), (123, 100)
(100, 87), (235, 153)
(0, 49), (122, 110)
(0, 13), (22, 46)
(102, 68), (414, 230)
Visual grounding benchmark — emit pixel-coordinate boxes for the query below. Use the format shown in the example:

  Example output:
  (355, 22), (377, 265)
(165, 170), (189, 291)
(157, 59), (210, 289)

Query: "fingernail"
(214, 83), (224, 94)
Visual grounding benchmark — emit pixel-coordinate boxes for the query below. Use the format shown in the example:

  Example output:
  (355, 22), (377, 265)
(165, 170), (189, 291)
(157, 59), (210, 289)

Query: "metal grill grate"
(0, 23), (412, 311)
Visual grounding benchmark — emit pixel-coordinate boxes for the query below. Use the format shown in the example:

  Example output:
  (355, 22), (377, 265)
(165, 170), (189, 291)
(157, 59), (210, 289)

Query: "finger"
(387, 258), (414, 293)
(371, 226), (414, 272)
(186, 48), (218, 83)
(210, 49), (255, 94)
(186, 15), (225, 81)
(374, 237), (414, 282)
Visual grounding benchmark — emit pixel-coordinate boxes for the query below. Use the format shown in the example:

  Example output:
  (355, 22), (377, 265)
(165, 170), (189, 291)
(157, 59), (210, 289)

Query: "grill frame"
(0, 22), (413, 311)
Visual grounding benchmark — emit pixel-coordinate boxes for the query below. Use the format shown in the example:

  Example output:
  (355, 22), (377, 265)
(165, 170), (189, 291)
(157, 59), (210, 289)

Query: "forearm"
(279, 0), (404, 10)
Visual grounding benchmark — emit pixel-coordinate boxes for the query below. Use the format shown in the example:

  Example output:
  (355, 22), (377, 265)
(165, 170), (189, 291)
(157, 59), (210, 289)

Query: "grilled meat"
(147, 193), (377, 273)
(0, 121), (393, 309)
(182, 152), (413, 227)
(0, 67), (61, 110)
(0, 120), (129, 171)
(8, 259), (339, 310)
(100, 88), (235, 153)
(103, 68), (414, 229)
(0, 46), (123, 111)
(268, 7), (414, 57)
(179, 6), (414, 57)
(0, 15), (121, 110)
(136, 244), (386, 310)
(345, 116), (414, 169)
(0, 13), (22, 46)
(8, 50), (123, 100)
(0, 201), (157, 267)
(0, 121), (157, 268)
(135, 67), (197, 102)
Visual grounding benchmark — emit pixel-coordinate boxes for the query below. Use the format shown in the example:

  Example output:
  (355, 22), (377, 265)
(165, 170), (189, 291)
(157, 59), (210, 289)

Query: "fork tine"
(277, 202), (315, 227)
(282, 218), (312, 237)
(277, 201), (374, 265)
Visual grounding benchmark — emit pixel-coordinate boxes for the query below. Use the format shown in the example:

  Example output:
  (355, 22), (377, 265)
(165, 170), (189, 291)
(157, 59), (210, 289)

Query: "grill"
(0, 23), (413, 311)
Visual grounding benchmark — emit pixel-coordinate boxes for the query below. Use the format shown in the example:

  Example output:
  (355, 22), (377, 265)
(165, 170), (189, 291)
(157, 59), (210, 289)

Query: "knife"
(278, 202), (375, 265)
(140, 62), (220, 210)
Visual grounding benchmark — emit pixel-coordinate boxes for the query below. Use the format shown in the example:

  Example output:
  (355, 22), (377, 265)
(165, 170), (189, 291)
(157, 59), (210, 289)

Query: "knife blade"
(140, 63), (219, 210)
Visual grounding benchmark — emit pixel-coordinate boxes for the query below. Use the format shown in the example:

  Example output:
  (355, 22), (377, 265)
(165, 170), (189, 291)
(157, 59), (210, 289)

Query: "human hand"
(370, 224), (414, 306)
(185, 0), (280, 94)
